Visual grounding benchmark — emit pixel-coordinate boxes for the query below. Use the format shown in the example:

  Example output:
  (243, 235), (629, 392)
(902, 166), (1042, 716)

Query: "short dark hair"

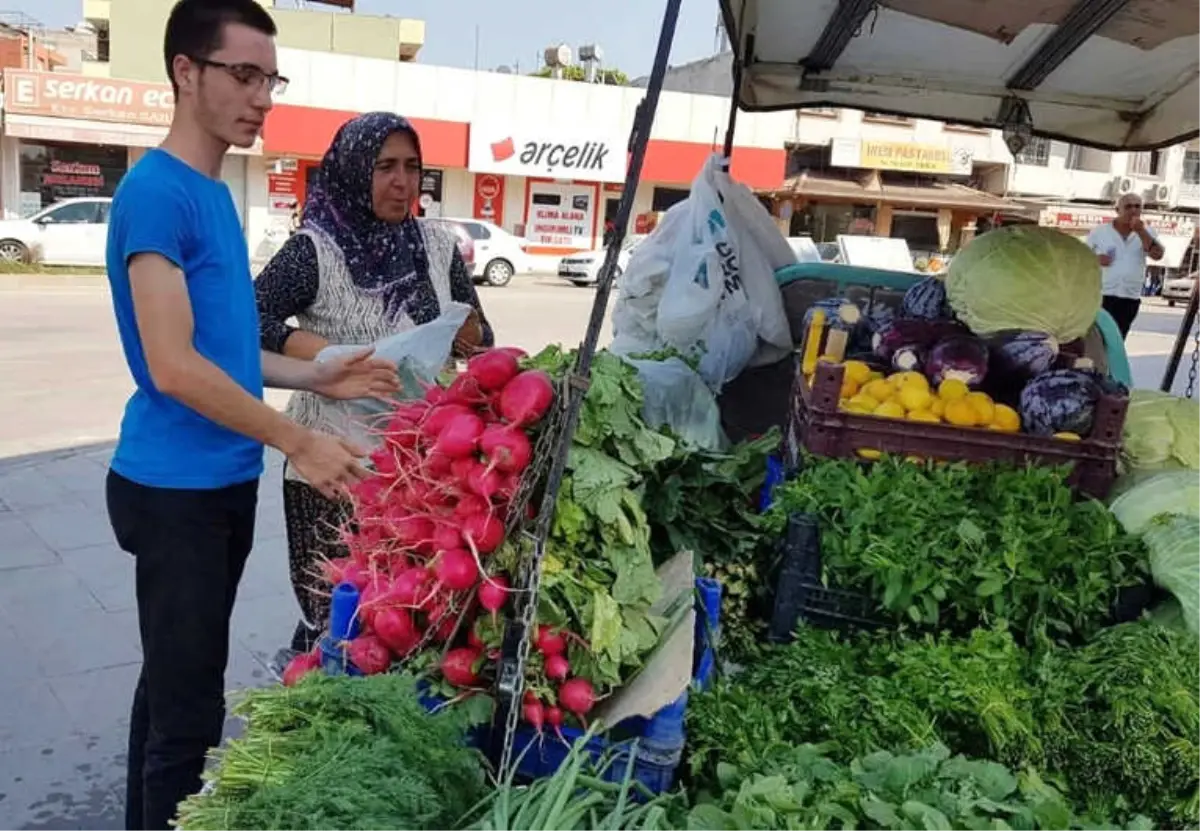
(163, 0), (278, 92)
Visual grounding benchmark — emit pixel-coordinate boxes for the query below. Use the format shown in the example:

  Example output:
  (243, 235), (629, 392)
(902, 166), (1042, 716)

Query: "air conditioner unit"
(1147, 183), (1174, 205)
(1112, 176), (1136, 196)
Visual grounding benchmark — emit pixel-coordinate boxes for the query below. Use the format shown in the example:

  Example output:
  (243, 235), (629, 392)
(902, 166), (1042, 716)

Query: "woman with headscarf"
(255, 112), (494, 667)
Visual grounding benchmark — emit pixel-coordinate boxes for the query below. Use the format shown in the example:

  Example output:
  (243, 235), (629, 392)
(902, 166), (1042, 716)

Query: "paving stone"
(0, 469), (74, 513)
(0, 678), (78, 753)
(0, 562), (105, 621)
(46, 663), (140, 739)
(22, 502), (115, 554)
(8, 607), (140, 680)
(0, 517), (59, 571)
(59, 545), (135, 613)
(0, 732), (125, 831)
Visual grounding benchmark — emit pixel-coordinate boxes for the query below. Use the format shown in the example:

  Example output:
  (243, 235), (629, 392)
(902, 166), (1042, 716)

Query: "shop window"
(891, 214), (940, 252)
(19, 140), (128, 214)
(1127, 151), (1163, 178)
(795, 203), (875, 242)
(1184, 151), (1200, 185)
(651, 187), (688, 212)
(1014, 136), (1050, 166)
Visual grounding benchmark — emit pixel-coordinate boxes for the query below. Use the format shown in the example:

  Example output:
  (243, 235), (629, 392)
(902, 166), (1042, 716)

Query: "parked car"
(558, 235), (646, 287)
(1161, 271), (1197, 307)
(424, 217), (476, 274)
(0, 197), (111, 267)
(443, 218), (531, 287)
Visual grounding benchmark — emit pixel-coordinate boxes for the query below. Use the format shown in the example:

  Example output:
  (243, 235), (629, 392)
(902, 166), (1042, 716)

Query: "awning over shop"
(769, 170), (1019, 213)
(3, 113), (262, 155)
(263, 105), (468, 166)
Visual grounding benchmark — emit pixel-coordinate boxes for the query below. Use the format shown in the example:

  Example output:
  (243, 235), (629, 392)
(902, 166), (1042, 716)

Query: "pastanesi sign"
(468, 122), (627, 183)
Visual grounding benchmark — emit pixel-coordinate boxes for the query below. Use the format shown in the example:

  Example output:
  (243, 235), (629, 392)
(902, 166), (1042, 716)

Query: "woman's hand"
(310, 347), (401, 401)
(453, 309), (486, 357)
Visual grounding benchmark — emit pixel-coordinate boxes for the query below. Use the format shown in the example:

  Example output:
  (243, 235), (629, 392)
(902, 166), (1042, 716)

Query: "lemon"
(898, 384), (934, 413)
(938, 378), (970, 402)
(930, 398), (946, 418)
(966, 391), (995, 424)
(840, 376), (860, 399)
(856, 448), (883, 460)
(847, 393), (881, 412)
(873, 400), (906, 419)
(1054, 431), (1082, 442)
(891, 371), (928, 390)
(843, 360), (872, 385)
(863, 379), (895, 402)
(990, 404), (1021, 433)
(943, 398), (978, 427)
(908, 409), (941, 423)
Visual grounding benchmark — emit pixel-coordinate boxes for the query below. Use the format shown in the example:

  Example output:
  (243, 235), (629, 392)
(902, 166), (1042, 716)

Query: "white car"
(445, 218), (531, 287)
(1162, 271), (1197, 307)
(0, 197), (111, 267)
(558, 235), (645, 287)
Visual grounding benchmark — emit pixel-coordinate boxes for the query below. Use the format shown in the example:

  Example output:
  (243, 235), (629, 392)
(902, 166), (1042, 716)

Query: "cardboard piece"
(593, 549), (696, 726)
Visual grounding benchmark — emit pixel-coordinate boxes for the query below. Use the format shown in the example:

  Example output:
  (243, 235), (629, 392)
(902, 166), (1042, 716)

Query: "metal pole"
(721, 45), (744, 160)
(486, 0), (684, 778)
(1160, 288), (1198, 392)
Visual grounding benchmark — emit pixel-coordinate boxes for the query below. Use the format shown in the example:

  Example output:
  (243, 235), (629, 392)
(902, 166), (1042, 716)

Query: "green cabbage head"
(1122, 389), (1200, 473)
(946, 226), (1101, 342)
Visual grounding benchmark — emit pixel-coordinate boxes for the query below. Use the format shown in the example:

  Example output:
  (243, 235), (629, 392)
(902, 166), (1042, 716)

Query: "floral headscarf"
(302, 111), (434, 324)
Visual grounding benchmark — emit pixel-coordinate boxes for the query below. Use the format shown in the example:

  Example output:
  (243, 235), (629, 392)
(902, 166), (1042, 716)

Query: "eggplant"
(926, 335), (989, 387)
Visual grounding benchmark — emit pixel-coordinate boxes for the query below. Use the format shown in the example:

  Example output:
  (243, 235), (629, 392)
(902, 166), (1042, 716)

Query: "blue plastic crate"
(321, 576), (722, 793)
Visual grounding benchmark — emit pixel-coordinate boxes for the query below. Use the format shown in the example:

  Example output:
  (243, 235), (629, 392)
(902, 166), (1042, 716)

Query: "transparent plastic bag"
(628, 357), (727, 451)
(315, 302), (472, 430)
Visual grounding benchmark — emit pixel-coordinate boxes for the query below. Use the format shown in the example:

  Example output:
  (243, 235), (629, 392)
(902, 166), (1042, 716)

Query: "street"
(0, 274), (1192, 829)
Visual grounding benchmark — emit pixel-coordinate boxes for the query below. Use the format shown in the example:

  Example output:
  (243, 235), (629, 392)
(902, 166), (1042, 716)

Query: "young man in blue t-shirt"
(104, 2), (398, 827)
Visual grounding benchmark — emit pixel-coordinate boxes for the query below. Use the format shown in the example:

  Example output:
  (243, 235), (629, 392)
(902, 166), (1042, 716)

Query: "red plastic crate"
(784, 361), (1128, 500)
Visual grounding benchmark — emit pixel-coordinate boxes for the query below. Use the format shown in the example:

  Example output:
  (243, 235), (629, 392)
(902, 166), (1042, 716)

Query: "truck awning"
(719, 0), (1199, 151)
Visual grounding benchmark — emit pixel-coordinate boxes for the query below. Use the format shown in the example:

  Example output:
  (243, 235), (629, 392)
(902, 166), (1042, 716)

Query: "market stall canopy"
(719, 0), (1199, 151)
(771, 170), (1021, 213)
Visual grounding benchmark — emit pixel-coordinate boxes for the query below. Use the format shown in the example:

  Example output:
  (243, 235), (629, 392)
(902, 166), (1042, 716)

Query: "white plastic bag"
(313, 303), (472, 448)
(628, 357), (727, 451)
(612, 153), (791, 391)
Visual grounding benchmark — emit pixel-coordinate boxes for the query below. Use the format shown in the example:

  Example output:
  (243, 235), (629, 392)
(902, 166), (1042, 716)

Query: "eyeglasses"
(190, 56), (289, 95)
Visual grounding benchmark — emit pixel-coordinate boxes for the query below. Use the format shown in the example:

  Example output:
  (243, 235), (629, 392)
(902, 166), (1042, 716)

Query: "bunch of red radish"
(281, 347), (592, 726)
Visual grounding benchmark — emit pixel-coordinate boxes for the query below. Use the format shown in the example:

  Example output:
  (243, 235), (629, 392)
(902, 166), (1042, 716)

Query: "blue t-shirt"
(106, 149), (264, 489)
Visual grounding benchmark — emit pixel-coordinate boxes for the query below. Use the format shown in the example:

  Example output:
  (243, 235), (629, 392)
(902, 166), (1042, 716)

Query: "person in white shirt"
(1085, 193), (1164, 339)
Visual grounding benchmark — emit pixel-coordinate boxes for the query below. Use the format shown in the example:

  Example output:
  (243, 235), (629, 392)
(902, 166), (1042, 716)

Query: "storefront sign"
(4, 69), (174, 128)
(419, 170), (444, 218)
(267, 169), (300, 216)
(473, 173), (505, 226)
(469, 122), (627, 184)
(831, 137), (973, 176)
(526, 182), (594, 248)
(1038, 207), (1196, 237)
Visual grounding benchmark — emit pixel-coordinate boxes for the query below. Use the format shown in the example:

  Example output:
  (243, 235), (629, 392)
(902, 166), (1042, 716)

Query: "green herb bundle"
(687, 743), (1134, 831)
(765, 455), (1150, 641)
(175, 674), (487, 830)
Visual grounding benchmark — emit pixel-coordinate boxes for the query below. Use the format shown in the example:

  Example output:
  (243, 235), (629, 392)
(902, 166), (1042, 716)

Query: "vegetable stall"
(177, 2), (1199, 829)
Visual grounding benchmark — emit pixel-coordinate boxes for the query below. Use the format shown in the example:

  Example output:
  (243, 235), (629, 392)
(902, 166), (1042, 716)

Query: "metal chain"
(1186, 321), (1199, 399)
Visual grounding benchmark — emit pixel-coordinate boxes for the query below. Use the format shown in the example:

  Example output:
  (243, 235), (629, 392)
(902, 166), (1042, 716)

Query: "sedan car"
(558, 235), (645, 287)
(1162, 271), (1197, 307)
(443, 218), (531, 287)
(424, 218), (476, 274)
(0, 197), (111, 266)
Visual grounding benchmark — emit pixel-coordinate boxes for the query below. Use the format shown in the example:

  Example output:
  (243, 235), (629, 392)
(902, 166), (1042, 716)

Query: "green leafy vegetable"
(765, 455), (1149, 642)
(175, 673), (487, 830)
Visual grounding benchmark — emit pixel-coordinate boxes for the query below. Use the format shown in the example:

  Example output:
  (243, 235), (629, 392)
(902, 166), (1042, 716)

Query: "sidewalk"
(0, 444), (296, 830)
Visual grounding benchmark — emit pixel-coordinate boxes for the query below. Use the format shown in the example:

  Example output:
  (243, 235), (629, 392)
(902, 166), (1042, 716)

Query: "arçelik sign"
(468, 122), (627, 183)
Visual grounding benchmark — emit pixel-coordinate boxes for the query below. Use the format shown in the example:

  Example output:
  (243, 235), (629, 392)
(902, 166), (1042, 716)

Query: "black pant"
(1102, 295), (1141, 340)
(106, 470), (258, 831)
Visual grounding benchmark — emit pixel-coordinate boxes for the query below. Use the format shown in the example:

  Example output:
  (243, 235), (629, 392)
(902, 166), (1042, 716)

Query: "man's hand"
(1131, 217), (1146, 234)
(1098, 253), (1114, 267)
(310, 347), (400, 401)
(287, 430), (371, 500)
(453, 309), (486, 357)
